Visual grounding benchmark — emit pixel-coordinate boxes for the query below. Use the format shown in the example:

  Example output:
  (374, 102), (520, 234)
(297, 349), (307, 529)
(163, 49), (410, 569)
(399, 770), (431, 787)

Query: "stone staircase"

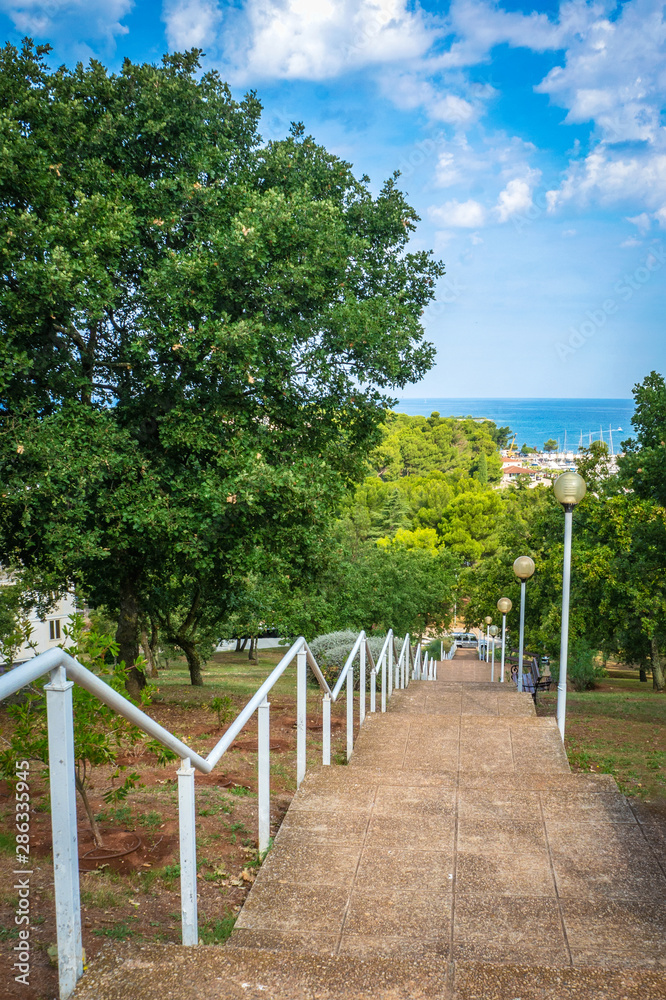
(73, 655), (666, 999)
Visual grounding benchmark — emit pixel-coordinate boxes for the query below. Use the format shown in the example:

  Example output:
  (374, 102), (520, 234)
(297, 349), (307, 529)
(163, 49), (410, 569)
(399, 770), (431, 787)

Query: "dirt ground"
(0, 659), (350, 1000)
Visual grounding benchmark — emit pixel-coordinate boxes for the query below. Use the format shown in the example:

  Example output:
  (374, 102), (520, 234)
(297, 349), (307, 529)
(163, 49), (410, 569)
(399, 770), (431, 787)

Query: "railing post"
(370, 669), (376, 713)
(297, 648), (307, 787)
(360, 642), (366, 725)
(44, 665), (82, 1000)
(388, 634), (393, 699)
(322, 693), (331, 765)
(178, 758), (198, 946)
(381, 653), (387, 713)
(258, 698), (271, 855)
(346, 662), (354, 761)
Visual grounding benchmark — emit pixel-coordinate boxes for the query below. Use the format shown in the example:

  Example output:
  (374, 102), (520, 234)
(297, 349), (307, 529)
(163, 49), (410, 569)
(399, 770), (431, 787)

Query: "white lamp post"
(489, 625), (499, 681)
(484, 616), (492, 662)
(553, 471), (587, 740)
(497, 597), (512, 683)
(513, 556), (535, 692)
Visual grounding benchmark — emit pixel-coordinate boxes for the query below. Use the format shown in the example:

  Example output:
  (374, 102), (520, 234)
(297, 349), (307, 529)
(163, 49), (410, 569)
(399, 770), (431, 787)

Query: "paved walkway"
(75, 653), (666, 999)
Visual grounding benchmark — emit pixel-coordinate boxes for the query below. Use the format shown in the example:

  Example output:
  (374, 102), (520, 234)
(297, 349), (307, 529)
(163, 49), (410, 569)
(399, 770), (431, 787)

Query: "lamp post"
(513, 556), (535, 692)
(484, 616), (492, 662)
(489, 625), (498, 681)
(497, 597), (512, 683)
(553, 471), (587, 740)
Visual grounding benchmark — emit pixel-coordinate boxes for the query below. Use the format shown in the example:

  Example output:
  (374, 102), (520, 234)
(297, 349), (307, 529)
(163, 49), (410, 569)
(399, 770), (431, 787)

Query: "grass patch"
(538, 678), (666, 800)
(92, 922), (132, 940)
(199, 913), (236, 944)
(0, 830), (16, 855)
(80, 887), (121, 908)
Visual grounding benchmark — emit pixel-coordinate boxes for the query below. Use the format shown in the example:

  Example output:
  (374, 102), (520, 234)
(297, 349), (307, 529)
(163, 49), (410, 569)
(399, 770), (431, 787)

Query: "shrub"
(550, 638), (606, 691)
(308, 631), (405, 689)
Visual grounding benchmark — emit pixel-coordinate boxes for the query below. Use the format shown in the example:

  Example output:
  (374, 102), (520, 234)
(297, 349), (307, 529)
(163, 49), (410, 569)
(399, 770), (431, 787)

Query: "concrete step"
(73, 942), (666, 999)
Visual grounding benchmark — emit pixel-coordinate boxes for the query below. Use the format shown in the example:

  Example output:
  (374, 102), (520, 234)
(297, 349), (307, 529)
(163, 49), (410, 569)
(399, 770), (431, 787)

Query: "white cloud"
(561, 229), (577, 238)
(163, 0), (222, 49)
(620, 236), (643, 247)
(627, 213), (652, 234)
(0, 0), (132, 43)
(547, 148), (666, 213)
(536, 0), (666, 147)
(429, 199), (486, 228)
(494, 177), (534, 222)
(207, 0), (436, 82)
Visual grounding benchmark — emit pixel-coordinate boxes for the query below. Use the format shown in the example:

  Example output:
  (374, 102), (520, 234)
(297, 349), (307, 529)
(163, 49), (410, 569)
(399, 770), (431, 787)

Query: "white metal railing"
(0, 627), (438, 999)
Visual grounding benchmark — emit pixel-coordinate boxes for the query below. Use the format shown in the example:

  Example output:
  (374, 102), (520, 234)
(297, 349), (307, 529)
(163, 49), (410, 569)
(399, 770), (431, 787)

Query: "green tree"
(0, 43), (442, 691)
(543, 439), (558, 453)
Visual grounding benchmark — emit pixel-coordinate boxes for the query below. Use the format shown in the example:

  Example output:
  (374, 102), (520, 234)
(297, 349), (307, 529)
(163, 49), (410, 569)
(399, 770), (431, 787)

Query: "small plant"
(199, 914), (236, 944)
(92, 923), (132, 940)
(550, 639), (606, 691)
(208, 695), (234, 729)
(160, 864), (181, 889)
(138, 811), (163, 831)
(229, 784), (253, 797)
(0, 615), (148, 847)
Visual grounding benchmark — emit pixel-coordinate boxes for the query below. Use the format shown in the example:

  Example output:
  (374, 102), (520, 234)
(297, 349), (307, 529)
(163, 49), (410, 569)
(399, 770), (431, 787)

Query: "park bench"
(511, 654), (552, 702)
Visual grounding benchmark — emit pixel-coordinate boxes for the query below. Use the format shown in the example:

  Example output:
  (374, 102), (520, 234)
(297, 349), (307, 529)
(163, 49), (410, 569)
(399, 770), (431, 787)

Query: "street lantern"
(497, 597), (512, 683)
(489, 624), (499, 681)
(484, 615), (492, 662)
(513, 556), (535, 692)
(553, 472), (587, 740)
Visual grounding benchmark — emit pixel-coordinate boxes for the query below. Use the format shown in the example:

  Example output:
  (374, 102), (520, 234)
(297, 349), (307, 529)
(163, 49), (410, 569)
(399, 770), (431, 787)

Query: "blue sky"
(1, 0), (664, 398)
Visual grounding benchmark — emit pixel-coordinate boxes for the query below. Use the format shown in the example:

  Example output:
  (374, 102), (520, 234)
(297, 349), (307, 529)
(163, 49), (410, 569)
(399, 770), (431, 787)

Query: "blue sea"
(393, 398), (636, 453)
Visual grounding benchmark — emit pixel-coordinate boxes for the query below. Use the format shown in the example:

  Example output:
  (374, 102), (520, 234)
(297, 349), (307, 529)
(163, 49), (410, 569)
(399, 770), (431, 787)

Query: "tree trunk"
(116, 578), (146, 699)
(248, 636), (257, 661)
(179, 638), (204, 686)
(639, 660), (648, 683)
(239, 637), (248, 652)
(74, 769), (104, 848)
(140, 626), (159, 679)
(651, 637), (665, 692)
(235, 637), (243, 652)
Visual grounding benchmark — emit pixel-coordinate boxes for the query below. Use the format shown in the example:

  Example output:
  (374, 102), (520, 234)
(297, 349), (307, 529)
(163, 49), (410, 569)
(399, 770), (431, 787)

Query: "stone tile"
(276, 810), (370, 843)
(457, 790), (542, 825)
(344, 888), (452, 940)
(546, 822), (638, 860)
(289, 782), (377, 812)
(456, 852), (555, 896)
(235, 884), (349, 933)
(453, 896), (568, 965)
(339, 933), (451, 960)
(228, 927), (339, 955)
(355, 847), (455, 891)
(540, 790), (637, 825)
(256, 844), (361, 887)
(562, 898), (666, 968)
(366, 815), (455, 852)
(457, 817), (548, 855)
(552, 854), (666, 900)
(453, 962), (666, 999)
(373, 784), (456, 818)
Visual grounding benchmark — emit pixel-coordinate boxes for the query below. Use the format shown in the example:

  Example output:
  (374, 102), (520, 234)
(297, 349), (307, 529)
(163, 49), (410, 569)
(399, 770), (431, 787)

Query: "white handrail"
(0, 624), (437, 1000)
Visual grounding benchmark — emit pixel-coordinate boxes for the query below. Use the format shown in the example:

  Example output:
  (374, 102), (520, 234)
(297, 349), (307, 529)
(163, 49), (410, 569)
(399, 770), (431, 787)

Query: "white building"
(0, 572), (77, 667)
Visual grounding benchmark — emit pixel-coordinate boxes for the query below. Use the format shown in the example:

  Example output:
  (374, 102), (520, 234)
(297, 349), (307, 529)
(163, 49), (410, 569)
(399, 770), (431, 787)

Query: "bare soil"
(0, 654), (350, 1000)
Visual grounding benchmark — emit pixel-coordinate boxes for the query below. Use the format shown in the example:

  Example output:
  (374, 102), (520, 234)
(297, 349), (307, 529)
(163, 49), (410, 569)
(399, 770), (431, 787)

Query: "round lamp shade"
(513, 555), (536, 580)
(497, 597), (512, 614)
(553, 471), (587, 506)
(485, 616), (492, 625)
(489, 625), (499, 636)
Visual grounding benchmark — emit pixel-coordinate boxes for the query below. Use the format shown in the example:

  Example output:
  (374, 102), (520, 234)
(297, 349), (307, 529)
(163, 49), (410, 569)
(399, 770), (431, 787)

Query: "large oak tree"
(0, 43), (442, 691)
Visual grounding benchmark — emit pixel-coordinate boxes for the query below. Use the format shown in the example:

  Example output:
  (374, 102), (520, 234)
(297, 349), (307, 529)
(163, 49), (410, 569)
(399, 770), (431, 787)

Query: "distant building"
(0, 571), (77, 667)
